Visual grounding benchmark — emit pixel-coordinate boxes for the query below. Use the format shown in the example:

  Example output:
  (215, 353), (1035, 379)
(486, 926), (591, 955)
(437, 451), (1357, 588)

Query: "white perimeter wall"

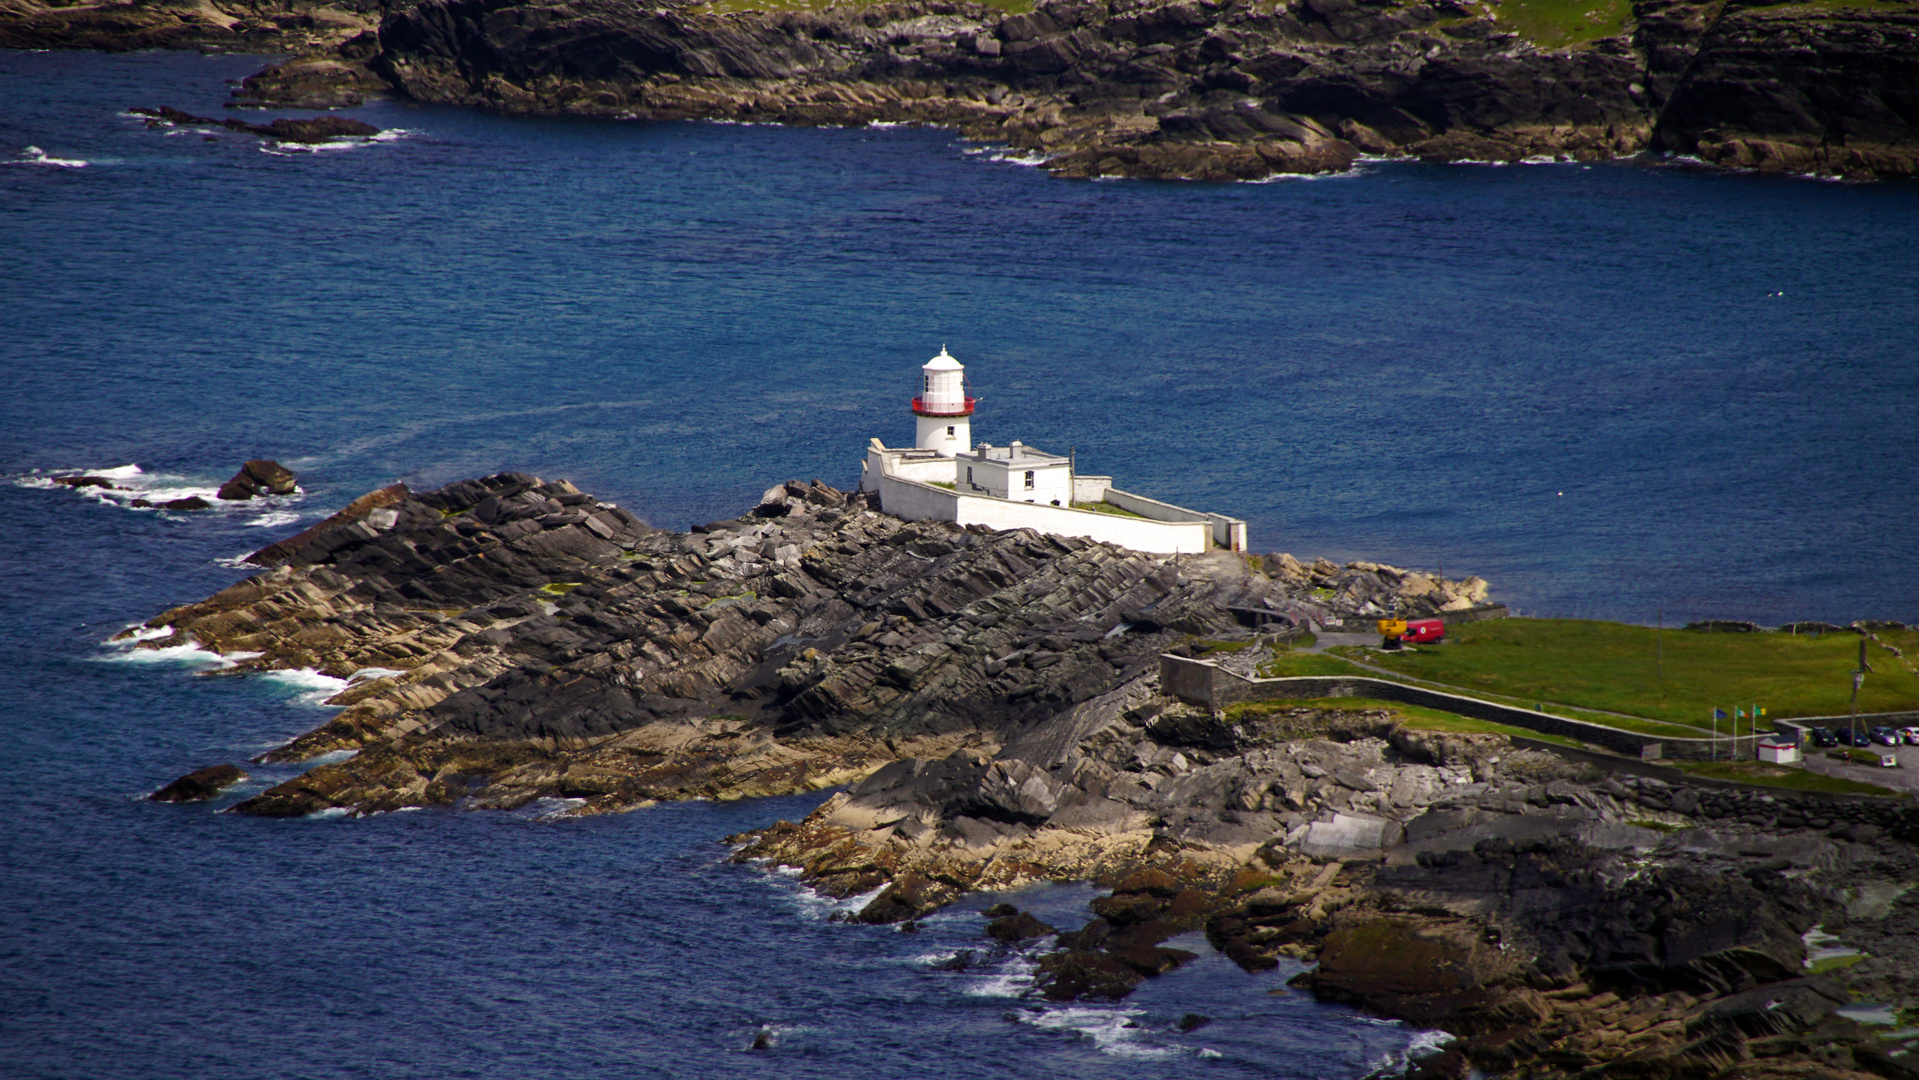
(1073, 475), (1113, 503)
(1103, 488), (1247, 552)
(864, 446), (957, 493)
(880, 474), (1210, 554)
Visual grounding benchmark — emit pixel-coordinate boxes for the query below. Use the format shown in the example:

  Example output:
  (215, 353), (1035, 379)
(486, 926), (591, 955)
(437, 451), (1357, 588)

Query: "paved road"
(1791, 736), (1919, 796)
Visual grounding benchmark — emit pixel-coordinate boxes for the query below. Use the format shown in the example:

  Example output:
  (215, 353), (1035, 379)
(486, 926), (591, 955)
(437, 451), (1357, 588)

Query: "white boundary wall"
(879, 474), (1210, 554)
(862, 441), (956, 493)
(1103, 488), (1248, 552)
(1073, 475), (1113, 502)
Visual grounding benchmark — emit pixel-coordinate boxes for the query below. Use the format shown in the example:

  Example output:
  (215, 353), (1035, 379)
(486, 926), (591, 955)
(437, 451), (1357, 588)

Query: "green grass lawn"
(1345, 618), (1919, 727)
(1071, 500), (1149, 519)
(689, 0), (1032, 14)
(1491, 0), (1631, 47)
(1268, 641), (1724, 740)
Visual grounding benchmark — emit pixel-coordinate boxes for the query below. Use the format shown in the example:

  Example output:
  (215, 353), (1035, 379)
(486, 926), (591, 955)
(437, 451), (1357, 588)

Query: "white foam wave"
(964, 960), (1037, 998)
(20, 463), (307, 517)
(761, 866), (889, 921)
(1406, 1029), (1456, 1058)
(1018, 1006), (1176, 1058)
(304, 806), (352, 820)
(866, 120), (908, 129)
(245, 510), (301, 528)
(523, 796), (589, 819)
(104, 639), (234, 668)
(260, 667), (351, 706)
(1247, 166), (1367, 184)
(12, 145), (88, 168)
(260, 128), (407, 156)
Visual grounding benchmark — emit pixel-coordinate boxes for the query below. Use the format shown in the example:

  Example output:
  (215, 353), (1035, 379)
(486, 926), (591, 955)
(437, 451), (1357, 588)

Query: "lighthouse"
(912, 346), (974, 457)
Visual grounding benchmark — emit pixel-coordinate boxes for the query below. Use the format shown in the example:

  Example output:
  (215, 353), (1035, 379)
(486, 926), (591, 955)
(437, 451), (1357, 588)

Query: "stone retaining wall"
(1598, 772), (1917, 835)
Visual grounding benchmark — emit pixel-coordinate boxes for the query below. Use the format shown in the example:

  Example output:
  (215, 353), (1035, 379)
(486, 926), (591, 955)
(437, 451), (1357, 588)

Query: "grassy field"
(1072, 500), (1148, 519)
(689, 0), (1032, 14)
(1261, 639), (1738, 740)
(1343, 618), (1919, 726)
(1491, 0), (1631, 48)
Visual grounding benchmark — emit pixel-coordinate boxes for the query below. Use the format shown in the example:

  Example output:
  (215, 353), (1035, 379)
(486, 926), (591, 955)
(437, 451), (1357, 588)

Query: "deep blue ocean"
(2, 47), (1916, 1079)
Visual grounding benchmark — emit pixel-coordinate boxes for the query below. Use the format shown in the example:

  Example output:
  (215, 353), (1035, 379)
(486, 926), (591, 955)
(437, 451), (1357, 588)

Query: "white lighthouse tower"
(912, 346), (974, 457)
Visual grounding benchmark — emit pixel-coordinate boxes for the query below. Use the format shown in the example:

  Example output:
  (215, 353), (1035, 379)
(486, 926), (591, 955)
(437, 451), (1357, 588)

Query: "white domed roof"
(923, 346), (963, 372)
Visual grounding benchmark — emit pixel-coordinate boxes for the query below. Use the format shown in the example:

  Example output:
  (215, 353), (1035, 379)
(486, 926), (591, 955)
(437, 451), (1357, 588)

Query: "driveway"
(1791, 738), (1919, 797)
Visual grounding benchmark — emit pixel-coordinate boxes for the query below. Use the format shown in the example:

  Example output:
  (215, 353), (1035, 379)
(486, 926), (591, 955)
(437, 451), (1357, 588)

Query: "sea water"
(2, 47), (1916, 1079)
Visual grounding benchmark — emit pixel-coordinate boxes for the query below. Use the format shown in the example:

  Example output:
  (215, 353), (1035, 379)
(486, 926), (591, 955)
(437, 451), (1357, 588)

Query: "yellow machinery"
(1377, 619), (1407, 648)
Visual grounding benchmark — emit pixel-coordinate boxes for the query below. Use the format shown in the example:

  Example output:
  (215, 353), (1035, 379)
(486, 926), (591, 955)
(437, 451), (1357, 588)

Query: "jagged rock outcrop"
(217, 459), (299, 500)
(116, 471), (1919, 1077)
(738, 685), (1919, 1079)
(136, 473), (1470, 817)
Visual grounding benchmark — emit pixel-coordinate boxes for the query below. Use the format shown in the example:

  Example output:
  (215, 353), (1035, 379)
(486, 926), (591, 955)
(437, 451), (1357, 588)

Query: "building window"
(1024, 471), (1035, 490)
(947, 426), (955, 437)
(966, 467), (973, 484)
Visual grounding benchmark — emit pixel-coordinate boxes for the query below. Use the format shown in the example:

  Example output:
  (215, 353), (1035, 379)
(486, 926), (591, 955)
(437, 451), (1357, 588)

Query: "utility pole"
(1850, 635), (1867, 751)
(1656, 608), (1663, 682)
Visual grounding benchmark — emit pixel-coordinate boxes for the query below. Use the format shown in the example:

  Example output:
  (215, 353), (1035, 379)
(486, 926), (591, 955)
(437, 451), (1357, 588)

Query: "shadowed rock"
(149, 763), (247, 802)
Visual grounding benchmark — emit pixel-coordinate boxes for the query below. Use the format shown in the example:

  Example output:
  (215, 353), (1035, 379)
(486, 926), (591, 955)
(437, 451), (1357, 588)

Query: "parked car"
(1840, 729), (1873, 747)
(1402, 618), (1446, 644)
(1809, 727), (1839, 748)
(1900, 726), (1919, 745)
(1870, 726), (1901, 746)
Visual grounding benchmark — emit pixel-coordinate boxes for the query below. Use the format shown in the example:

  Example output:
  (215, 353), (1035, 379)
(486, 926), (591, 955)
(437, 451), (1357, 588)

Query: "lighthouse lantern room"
(912, 346), (974, 457)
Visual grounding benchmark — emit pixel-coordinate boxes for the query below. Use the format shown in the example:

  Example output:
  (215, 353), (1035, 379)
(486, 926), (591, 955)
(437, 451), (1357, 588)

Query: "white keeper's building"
(860, 347), (1247, 555)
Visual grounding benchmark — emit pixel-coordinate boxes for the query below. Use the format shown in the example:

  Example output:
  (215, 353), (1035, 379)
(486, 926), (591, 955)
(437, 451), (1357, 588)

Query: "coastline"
(4, 0), (1916, 182)
(116, 471), (1919, 1080)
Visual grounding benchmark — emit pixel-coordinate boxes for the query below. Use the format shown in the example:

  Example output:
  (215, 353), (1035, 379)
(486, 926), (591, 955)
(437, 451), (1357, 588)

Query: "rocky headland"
(131, 472), (1919, 1080)
(4, 0), (1917, 180)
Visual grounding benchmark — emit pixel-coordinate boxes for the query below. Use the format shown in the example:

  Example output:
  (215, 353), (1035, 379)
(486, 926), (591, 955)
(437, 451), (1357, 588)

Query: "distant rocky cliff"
(4, 0), (1915, 180)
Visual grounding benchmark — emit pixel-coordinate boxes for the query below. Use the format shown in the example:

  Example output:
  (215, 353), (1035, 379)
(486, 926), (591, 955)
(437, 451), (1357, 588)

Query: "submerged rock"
(131, 108), (380, 146)
(149, 763), (247, 802)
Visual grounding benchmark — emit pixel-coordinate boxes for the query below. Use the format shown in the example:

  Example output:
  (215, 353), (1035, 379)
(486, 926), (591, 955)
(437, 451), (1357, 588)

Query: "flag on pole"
(1714, 708), (1728, 720)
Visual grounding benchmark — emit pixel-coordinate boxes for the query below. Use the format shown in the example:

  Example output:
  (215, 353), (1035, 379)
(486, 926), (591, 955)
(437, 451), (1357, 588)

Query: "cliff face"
(362, 0), (1919, 179)
(4, 0), (1912, 178)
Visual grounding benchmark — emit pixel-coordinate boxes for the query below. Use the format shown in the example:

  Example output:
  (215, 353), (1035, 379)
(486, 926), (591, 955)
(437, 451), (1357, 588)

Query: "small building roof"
(960, 440), (1069, 466)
